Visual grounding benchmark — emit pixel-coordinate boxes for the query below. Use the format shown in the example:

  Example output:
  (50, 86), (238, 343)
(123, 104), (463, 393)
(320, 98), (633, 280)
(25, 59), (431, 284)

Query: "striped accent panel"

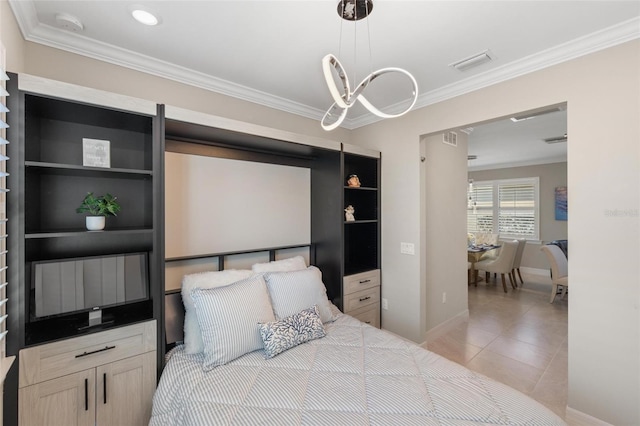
(191, 274), (275, 370)
(264, 266), (336, 323)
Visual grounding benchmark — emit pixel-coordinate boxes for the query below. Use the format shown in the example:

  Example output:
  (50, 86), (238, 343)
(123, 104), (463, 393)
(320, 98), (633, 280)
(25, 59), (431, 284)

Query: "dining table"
(468, 244), (501, 286)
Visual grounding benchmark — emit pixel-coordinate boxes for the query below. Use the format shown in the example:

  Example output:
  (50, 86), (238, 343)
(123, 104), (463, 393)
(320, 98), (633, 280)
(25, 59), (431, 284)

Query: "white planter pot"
(86, 216), (106, 231)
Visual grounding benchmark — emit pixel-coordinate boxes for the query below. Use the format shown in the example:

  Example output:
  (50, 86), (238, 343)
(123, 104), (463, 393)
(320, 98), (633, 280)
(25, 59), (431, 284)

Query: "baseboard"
(520, 266), (550, 277)
(422, 309), (469, 345)
(565, 407), (613, 426)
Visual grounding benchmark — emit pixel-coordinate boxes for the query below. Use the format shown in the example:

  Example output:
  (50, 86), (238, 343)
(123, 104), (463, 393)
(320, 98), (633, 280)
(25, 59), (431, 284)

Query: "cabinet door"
(96, 352), (156, 426)
(19, 369), (95, 426)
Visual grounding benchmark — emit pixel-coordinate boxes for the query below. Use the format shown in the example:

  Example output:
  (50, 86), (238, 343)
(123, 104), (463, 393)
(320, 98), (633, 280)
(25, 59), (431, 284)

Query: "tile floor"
(423, 271), (569, 420)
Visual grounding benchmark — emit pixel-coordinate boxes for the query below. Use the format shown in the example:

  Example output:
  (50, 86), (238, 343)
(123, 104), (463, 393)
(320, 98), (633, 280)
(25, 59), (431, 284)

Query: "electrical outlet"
(400, 242), (415, 255)
(442, 292), (447, 303)
(381, 298), (388, 310)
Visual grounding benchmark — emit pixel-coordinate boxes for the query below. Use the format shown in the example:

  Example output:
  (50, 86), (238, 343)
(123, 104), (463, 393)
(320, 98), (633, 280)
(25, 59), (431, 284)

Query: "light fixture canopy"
(321, 0), (418, 131)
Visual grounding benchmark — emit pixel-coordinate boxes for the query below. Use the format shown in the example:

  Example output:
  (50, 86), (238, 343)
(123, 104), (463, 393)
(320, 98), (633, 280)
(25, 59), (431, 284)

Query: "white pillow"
(251, 255), (307, 273)
(263, 266), (337, 324)
(181, 269), (254, 354)
(191, 274), (275, 370)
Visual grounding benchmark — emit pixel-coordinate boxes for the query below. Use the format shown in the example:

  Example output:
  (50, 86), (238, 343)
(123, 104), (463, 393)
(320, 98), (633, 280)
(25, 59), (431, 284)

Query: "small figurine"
(347, 174), (361, 187)
(345, 205), (355, 222)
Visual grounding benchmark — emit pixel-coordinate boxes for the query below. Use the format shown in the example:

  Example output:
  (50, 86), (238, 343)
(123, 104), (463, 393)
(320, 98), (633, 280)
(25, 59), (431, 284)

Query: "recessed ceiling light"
(131, 9), (159, 26)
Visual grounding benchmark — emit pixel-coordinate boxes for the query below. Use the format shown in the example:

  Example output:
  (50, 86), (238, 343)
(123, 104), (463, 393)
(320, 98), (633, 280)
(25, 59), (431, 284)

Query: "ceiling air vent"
(443, 131), (457, 146)
(450, 50), (494, 72)
(544, 134), (568, 144)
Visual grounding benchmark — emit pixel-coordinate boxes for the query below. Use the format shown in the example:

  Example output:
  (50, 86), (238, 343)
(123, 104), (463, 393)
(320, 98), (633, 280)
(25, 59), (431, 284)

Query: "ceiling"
(466, 108), (568, 171)
(8, 1), (640, 167)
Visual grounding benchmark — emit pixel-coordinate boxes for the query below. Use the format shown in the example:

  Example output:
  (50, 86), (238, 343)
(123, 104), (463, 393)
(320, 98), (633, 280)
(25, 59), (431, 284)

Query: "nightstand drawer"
(344, 286), (380, 313)
(20, 320), (156, 387)
(344, 269), (380, 295)
(348, 303), (380, 328)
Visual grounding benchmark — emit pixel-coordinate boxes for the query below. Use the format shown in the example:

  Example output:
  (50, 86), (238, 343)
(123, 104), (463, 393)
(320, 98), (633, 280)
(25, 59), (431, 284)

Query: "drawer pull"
(75, 345), (116, 358)
(365, 321), (371, 324)
(84, 378), (88, 411)
(103, 373), (107, 404)
(359, 296), (371, 302)
(359, 279), (371, 284)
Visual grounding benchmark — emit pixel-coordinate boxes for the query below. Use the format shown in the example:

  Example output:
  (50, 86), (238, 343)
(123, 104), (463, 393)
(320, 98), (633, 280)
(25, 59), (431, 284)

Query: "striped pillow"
(264, 266), (337, 324)
(181, 269), (254, 354)
(191, 274), (275, 370)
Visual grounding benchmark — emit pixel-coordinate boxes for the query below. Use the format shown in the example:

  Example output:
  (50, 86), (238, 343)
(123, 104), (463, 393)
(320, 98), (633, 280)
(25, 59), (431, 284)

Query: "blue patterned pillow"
(259, 305), (326, 359)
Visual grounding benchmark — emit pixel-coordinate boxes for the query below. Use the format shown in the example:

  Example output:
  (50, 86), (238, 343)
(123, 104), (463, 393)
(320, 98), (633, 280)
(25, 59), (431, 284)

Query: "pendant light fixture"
(321, 0), (418, 131)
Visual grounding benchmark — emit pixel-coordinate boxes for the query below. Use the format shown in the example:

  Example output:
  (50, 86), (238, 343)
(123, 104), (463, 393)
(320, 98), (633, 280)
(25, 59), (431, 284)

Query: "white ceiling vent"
(544, 134), (568, 144)
(443, 131), (457, 147)
(450, 50), (494, 72)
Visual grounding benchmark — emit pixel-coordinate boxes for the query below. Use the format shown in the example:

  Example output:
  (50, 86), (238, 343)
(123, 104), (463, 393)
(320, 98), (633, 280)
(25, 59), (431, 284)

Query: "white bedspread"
(151, 312), (565, 425)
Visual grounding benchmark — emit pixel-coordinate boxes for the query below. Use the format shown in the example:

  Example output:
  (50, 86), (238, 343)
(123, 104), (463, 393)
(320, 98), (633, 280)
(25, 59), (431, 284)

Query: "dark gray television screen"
(32, 252), (149, 319)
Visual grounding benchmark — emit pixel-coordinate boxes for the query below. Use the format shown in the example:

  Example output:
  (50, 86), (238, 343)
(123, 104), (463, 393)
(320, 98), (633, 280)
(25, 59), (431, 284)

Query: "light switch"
(400, 242), (415, 255)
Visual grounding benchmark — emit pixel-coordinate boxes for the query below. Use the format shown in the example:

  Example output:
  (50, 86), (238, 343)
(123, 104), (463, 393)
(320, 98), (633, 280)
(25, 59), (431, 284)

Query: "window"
(0, 57), (14, 380)
(468, 177), (539, 240)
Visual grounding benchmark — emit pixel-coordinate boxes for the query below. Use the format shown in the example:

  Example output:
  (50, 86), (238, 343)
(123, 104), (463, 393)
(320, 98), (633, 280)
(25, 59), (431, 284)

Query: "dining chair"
(474, 240), (519, 292)
(540, 244), (568, 303)
(512, 239), (527, 286)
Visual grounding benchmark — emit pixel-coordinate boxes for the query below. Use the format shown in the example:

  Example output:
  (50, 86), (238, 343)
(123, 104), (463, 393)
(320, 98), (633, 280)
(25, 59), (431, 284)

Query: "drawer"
(20, 320), (156, 387)
(349, 303), (380, 328)
(344, 269), (380, 295)
(344, 286), (380, 313)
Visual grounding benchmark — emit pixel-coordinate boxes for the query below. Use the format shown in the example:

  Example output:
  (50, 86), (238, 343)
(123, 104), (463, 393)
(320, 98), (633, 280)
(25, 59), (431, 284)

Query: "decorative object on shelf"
(82, 137), (111, 168)
(320, 0), (418, 131)
(345, 205), (355, 222)
(76, 192), (121, 231)
(347, 174), (361, 187)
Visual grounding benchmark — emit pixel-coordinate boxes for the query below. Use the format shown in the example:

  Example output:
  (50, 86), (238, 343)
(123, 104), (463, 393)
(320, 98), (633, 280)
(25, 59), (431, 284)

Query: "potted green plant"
(76, 192), (121, 231)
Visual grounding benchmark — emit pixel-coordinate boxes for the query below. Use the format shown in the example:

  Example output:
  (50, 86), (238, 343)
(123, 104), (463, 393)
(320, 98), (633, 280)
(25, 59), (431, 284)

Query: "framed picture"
(83, 138), (110, 168)
(555, 186), (567, 221)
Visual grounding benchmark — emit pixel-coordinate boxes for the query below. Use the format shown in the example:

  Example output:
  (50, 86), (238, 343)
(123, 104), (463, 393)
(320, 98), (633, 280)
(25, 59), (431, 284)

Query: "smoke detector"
(55, 13), (84, 32)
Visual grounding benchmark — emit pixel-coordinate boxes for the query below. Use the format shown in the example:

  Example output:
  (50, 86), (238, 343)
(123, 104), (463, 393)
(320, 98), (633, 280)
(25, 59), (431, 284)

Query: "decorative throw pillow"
(260, 305), (326, 359)
(251, 255), (307, 273)
(263, 266), (337, 324)
(181, 269), (255, 354)
(191, 274), (275, 370)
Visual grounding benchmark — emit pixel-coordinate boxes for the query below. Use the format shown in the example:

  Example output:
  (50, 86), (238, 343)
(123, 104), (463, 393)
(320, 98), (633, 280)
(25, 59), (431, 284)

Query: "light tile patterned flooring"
(423, 271), (569, 420)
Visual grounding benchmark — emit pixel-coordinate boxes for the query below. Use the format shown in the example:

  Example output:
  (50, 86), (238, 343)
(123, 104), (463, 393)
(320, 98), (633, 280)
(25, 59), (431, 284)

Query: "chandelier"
(321, 0), (419, 131)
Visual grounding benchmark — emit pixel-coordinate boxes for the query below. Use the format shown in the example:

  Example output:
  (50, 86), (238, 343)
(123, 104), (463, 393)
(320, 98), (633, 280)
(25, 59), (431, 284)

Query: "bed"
(151, 256), (565, 425)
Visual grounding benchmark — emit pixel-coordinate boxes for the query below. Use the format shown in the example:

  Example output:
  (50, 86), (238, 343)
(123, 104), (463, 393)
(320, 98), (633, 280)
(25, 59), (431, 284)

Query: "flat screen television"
(29, 252), (149, 331)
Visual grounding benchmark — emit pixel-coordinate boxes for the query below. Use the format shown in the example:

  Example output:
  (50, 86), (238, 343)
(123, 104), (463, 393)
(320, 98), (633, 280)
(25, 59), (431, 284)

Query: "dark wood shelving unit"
(343, 152), (380, 277)
(5, 75), (163, 426)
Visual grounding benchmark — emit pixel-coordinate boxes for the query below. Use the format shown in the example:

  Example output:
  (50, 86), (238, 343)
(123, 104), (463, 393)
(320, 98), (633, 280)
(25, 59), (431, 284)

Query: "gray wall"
(469, 162), (567, 270)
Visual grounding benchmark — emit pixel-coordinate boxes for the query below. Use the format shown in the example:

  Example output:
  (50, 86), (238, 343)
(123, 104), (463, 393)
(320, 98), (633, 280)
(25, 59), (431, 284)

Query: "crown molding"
(9, 0), (639, 131)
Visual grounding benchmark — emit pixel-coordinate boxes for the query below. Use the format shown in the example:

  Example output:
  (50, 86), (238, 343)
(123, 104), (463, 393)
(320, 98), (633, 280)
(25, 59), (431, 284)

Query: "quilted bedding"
(151, 312), (565, 425)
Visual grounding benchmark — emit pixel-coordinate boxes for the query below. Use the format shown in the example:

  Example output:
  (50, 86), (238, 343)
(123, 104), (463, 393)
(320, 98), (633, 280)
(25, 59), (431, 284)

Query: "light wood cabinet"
(18, 321), (156, 426)
(343, 269), (381, 328)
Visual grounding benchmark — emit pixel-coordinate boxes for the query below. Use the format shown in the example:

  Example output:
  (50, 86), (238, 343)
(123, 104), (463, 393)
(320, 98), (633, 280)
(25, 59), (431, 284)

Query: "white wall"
(469, 162), (568, 270)
(351, 40), (640, 425)
(421, 132), (469, 339)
